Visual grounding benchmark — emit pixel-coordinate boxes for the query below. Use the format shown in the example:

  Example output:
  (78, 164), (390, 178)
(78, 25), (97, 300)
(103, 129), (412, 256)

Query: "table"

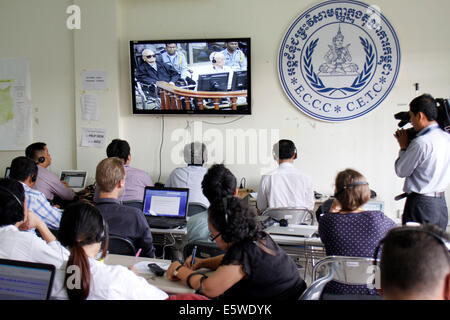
(103, 253), (194, 294)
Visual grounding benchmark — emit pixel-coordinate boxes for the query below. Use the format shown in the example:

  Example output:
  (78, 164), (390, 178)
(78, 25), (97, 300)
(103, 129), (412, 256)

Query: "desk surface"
(104, 254), (193, 294)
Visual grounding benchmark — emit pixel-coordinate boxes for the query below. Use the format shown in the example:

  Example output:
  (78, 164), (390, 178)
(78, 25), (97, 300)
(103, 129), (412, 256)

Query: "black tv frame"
(130, 37), (251, 115)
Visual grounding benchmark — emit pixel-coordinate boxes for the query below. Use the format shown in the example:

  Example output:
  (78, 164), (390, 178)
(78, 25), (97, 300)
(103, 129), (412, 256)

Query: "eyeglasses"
(146, 55), (156, 58)
(209, 232), (221, 242)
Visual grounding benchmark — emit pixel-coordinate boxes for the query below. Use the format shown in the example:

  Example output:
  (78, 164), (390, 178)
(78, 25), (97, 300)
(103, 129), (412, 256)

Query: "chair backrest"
(312, 256), (379, 286)
(299, 263), (336, 300)
(187, 202), (208, 217)
(108, 235), (137, 256)
(262, 207), (314, 225)
(183, 240), (224, 260)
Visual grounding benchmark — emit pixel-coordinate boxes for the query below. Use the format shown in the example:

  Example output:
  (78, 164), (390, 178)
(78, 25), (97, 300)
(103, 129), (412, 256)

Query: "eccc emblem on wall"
(278, 0), (400, 121)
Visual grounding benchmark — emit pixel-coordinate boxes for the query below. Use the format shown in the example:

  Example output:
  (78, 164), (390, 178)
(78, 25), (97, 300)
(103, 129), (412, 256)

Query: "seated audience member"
(135, 48), (180, 97)
(9, 156), (62, 230)
(186, 163), (237, 243)
(256, 139), (314, 213)
(220, 41), (247, 71)
(95, 157), (155, 258)
(25, 142), (75, 204)
(379, 223), (450, 300)
(318, 168), (396, 297)
(167, 196), (307, 300)
(52, 202), (168, 300)
(94, 139), (153, 208)
(165, 142), (209, 209)
(0, 178), (69, 266)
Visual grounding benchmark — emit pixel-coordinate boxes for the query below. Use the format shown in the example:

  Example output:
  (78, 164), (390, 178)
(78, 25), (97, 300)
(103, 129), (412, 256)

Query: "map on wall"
(278, 0), (401, 122)
(0, 58), (32, 150)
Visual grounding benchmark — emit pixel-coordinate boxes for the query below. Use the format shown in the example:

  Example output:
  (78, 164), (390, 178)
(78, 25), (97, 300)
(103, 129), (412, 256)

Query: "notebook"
(142, 186), (189, 229)
(59, 170), (88, 192)
(0, 258), (56, 300)
(266, 224), (318, 238)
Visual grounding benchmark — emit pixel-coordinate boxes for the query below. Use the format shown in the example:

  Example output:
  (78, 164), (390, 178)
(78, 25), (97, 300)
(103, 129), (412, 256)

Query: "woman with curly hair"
(166, 196), (306, 300)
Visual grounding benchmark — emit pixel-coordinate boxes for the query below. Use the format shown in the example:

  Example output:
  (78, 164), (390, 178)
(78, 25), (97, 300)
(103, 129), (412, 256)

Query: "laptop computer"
(0, 258), (56, 300)
(266, 224), (318, 238)
(142, 186), (189, 229)
(59, 170), (88, 192)
(4, 167), (10, 178)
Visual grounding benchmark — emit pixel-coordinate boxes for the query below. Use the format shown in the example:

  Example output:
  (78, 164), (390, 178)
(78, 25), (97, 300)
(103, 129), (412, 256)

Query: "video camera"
(394, 98), (450, 140)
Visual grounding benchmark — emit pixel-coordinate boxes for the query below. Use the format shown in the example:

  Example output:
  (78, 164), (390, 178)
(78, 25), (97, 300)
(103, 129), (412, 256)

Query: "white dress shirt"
(51, 258), (169, 300)
(165, 165), (210, 208)
(0, 225), (69, 267)
(257, 162), (314, 212)
(395, 123), (450, 194)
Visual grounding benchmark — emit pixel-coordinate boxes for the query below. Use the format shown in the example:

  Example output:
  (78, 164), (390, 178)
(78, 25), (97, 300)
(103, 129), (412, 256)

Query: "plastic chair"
(183, 240), (224, 260)
(301, 256), (380, 300)
(261, 207), (314, 225)
(187, 202), (208, 217)
(108, 234), (137, 256)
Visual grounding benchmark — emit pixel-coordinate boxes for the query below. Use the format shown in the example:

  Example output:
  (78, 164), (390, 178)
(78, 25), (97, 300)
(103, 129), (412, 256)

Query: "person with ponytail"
(166, 196), (306, 300)
(52, 202), (168, 300)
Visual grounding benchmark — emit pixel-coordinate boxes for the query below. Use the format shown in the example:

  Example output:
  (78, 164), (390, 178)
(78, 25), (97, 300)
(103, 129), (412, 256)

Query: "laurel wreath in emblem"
(303, 37), (375, 96)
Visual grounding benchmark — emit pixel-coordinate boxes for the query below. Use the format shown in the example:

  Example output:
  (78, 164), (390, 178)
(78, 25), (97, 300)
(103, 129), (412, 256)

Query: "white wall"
(0, 0), (449, 221)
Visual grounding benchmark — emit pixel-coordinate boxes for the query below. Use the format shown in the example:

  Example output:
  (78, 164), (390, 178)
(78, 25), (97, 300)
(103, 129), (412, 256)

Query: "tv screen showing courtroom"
(130, 38), (251, 115)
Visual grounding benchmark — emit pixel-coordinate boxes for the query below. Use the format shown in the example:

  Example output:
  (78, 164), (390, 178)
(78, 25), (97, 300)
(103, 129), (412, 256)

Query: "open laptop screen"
(143, 187), (189, 218)
(0, 259), (55, 300)
(60, 170), (87, 189)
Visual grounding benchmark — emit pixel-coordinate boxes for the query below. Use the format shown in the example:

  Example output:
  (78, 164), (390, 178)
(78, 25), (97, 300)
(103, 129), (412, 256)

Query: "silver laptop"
(266, 224), (318, 238)
(0, 258), (56, 300)
(60, 170), (88, 192)
(142, 186), (189, 229)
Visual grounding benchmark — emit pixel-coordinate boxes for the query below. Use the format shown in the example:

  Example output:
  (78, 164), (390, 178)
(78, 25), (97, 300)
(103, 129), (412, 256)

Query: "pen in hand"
(191, 245), (198, 268)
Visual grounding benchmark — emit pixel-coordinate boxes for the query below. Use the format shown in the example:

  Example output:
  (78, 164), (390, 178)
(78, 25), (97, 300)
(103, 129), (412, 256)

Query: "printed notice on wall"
(82, 70), (107, 91)
(81, 127), (106, 148)
(81, 94), (99, 121)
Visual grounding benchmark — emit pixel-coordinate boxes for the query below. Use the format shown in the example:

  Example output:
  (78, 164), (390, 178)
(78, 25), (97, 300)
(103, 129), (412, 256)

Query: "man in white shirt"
(394, 94), (450, 230)
(256, 139), (314, 213)
(165, 142), (209, 209)
(0, 178), (69, 267)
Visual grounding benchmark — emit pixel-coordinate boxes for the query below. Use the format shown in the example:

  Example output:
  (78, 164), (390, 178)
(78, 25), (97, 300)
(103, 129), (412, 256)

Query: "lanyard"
(418, 124), (439, 137)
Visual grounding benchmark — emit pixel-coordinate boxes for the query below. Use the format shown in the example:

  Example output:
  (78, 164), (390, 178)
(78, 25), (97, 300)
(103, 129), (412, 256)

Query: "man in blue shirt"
(394, 94), (450, 230)
(221, 41), (247, 71)
(9, 156), (62, 230)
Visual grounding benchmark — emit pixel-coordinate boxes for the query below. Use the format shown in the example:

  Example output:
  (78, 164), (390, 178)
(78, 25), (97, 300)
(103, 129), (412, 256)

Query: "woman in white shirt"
(0, 178), (68, 267)
(52, 202), (168, 300)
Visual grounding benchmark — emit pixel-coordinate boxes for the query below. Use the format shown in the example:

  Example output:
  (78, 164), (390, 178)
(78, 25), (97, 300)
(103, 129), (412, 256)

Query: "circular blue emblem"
(278, 0), (401, 121)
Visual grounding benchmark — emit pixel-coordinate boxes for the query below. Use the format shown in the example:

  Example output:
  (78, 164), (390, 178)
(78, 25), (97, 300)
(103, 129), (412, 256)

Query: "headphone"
(0, 185), (23, 209)
(210, 52), (217, 64)
(373, 226), (450, 267)
(334, 181), (369, 197)
(37, 156), (45, 164)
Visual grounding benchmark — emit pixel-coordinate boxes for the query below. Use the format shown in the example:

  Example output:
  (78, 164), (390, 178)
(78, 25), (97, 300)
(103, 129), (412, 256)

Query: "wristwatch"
(173, 264), (183, 277)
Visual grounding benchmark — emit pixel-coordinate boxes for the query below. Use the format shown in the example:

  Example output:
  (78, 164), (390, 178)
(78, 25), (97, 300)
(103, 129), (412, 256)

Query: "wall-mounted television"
(130, 38), (251, 115)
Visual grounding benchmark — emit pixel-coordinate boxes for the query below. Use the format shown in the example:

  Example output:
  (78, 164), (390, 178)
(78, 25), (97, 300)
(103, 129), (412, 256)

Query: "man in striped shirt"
(9, 156), (62, 231)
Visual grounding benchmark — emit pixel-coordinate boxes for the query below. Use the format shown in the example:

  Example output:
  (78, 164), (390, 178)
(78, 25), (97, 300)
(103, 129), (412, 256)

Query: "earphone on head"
(37, 156), (45, 164)
(372, 226), (450, 267)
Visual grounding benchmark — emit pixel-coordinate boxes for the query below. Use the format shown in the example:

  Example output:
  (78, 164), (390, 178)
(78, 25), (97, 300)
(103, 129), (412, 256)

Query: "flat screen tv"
(130, 38), (251, 115)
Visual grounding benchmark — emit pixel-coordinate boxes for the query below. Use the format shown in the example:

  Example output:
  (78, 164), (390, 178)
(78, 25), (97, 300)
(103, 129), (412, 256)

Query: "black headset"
(0, 185), (23, 209)
(334, 181), (369, 197)
(373, 226), (450, 267)
(211, 53), (217, 64)
(37, 156), (45, 164)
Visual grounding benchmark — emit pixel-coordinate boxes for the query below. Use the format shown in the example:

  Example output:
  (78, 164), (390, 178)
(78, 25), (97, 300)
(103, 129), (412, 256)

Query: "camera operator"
(394, 94), (450, 230)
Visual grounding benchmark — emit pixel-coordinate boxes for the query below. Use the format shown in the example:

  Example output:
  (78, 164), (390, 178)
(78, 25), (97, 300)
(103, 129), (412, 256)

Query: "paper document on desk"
(134, 261), (170, 274)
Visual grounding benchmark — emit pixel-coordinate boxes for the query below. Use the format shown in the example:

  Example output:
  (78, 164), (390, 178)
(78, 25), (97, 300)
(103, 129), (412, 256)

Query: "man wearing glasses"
(135, 48), (180, 97)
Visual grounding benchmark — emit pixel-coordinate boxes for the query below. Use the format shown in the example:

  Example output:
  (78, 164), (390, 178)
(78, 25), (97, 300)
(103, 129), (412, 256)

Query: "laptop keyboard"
(147, 217), (185, 229)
